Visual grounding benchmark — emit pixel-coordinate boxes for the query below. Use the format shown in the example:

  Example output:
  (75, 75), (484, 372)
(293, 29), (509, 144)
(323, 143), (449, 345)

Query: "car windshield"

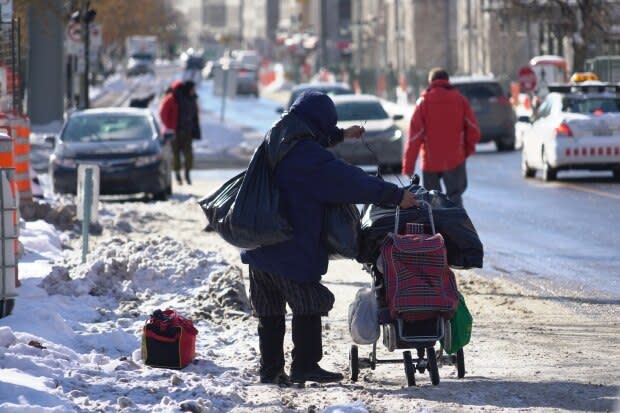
(62, 114), (153, 142)
(130, 54), (152, 61)
(335, 101), (388, 121)
(563, 97), (620, 114)
(454, 82), (503, 99)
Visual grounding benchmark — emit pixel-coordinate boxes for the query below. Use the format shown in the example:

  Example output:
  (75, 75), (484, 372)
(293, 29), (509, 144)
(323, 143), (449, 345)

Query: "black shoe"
(260, 370), (291, 386)
(175, 172), (183, 185)
(290, 365), (343, 384)
(185, 171), (192, 185)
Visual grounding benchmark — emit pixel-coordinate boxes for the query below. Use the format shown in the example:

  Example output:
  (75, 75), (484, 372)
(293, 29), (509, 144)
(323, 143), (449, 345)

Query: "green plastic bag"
(444, 292), (473, 354)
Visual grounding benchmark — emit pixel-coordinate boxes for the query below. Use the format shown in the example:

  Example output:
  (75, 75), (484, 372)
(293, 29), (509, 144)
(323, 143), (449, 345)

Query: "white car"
(520, 83), (620, 181)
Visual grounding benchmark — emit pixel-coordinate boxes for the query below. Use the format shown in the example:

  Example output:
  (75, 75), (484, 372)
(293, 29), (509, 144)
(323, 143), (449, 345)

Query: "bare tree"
(506, 0), (614, 70)
(12, 0), (187, 55)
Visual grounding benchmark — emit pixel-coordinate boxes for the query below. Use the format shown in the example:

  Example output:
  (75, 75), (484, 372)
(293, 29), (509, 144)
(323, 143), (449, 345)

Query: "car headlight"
(135, 154), (162, 167)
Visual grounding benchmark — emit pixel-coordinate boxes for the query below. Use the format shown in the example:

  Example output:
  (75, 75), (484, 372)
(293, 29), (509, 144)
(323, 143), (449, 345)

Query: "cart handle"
(394, 199), (435, 235)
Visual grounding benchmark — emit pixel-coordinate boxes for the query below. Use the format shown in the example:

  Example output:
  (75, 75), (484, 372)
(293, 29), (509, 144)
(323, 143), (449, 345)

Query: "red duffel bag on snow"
(380, 204), (459, 321)
(141, 309), (198, 369)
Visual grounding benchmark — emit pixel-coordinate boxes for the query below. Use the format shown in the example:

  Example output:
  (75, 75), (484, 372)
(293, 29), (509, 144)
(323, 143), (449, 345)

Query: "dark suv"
(450, 77), (516, 151)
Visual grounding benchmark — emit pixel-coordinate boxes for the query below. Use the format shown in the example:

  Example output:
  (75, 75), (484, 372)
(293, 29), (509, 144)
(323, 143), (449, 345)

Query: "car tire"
(521, 152), (536, 178)
(152, 191), (168, 201)
(543, 160), (558, 182)
(496, 139), (515, 152)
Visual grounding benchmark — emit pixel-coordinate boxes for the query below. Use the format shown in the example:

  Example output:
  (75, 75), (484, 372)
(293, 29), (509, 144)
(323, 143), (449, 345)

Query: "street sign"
(65, 23), (102, 57)
(89, 24), (102, 49)
(66, 22), (81, 42)
(518, 66), (537, 93)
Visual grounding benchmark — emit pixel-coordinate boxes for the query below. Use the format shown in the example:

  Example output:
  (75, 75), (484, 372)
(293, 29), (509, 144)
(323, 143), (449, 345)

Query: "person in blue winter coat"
(241, 90), (418, 385)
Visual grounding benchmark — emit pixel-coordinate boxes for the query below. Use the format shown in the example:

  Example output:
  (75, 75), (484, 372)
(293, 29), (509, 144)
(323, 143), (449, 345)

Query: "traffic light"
(84, 8), (96, 24)
(69, 7), (96, 24)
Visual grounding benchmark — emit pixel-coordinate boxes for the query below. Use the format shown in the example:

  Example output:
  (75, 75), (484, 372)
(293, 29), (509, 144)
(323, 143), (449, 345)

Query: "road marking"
(559, 182), (620, 200)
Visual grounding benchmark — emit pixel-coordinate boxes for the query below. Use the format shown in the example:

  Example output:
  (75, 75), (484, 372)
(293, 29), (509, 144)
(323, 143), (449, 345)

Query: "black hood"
(288, 89), (341, 147)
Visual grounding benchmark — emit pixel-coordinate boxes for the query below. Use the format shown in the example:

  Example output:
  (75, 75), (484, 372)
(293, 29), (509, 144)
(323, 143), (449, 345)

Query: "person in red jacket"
(402, 68), (480, 206)
(159, 80), (182, 133)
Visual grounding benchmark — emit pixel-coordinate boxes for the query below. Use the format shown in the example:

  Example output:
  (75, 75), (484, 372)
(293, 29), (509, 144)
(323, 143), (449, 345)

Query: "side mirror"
(392, 114), (404, 121)
(517, 115), (531, 124)
(44, 135), (56, 148)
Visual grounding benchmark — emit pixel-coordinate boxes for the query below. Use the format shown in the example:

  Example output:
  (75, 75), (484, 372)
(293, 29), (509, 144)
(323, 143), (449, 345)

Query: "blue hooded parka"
(241, 90), (404, 283)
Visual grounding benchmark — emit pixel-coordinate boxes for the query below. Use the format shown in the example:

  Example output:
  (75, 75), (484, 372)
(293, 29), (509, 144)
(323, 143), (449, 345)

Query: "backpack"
(141, 309), (198, 369)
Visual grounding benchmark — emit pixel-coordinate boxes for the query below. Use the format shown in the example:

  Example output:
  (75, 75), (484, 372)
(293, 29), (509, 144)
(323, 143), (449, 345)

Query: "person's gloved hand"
(343, 125), (366, 139)
(399, 190), (417, 208)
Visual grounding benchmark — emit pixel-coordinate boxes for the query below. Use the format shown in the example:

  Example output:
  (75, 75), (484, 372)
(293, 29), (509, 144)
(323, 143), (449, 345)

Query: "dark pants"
(172, 130), (193, 174)
(422, 161), (468, 207)
(249, 267), (334, 378)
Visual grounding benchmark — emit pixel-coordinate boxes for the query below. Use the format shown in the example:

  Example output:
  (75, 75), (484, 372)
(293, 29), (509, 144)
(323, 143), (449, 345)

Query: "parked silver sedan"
(520, 83), (620, 181)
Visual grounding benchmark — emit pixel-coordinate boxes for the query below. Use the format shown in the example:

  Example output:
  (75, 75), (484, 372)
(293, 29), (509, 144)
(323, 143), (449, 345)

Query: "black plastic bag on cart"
(357, 184), (483, 269)
(324, 203), (361, 259)
(198, 142), (293, 249)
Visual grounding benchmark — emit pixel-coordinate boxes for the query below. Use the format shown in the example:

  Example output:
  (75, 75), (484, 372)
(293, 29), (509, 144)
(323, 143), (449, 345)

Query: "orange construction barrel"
(11, 115), (32, 204)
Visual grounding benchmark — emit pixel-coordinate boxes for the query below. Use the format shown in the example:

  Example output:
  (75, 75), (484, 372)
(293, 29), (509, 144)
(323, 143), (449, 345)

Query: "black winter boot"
(185, 170), (192, 185)
(290, 314), (343, 384)
(257, 316), (287, 384)
(175, 171), (183, 185)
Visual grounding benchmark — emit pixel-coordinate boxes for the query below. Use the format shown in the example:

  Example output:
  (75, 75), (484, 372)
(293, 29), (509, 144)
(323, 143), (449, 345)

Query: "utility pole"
(467, 0), (472, 74)
(74, 0), (96, 109)
(395, 0), (401, 76)
(80, 0), (89, 109)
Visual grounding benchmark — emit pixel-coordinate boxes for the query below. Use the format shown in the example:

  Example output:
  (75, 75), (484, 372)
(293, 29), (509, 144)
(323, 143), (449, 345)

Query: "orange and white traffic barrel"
(11, 115), (33, 205)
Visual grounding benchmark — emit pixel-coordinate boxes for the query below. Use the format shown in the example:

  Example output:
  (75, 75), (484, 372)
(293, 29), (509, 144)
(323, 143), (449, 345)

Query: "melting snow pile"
(0, 232), (256, 412)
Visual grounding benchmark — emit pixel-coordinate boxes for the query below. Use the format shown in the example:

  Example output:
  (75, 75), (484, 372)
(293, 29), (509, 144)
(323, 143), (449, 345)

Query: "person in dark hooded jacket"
(241, 90), (417, 385)
(173, 80), (201, 185)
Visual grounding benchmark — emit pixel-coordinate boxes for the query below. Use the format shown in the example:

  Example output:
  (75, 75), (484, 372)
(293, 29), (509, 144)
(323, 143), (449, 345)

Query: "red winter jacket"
(402, 79), (480, 175)
(158, 81), (183, 132)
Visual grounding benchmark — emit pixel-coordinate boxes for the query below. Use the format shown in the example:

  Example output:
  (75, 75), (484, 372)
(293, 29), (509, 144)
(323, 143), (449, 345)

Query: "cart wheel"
(427, 347), (440, 386)
(403, 351), (416, 387)
(349, 345), (359, 382)
(456, 348), (465, 378)
(416, 347), (426, 374)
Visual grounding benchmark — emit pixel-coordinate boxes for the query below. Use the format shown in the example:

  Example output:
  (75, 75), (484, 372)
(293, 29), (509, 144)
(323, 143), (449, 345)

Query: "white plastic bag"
(348, 286), (380, 345)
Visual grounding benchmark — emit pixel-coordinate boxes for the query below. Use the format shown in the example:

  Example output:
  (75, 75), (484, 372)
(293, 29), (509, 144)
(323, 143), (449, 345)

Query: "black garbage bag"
(324, 203), (361, 259)
(198, 142), (293, 249)
(198, 171), (245, 245)
(357, 185), (483, 269)
(228, 142), (293, 248)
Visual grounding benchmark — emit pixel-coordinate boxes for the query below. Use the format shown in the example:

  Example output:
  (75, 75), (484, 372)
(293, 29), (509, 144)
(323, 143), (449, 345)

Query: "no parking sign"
(518, 66), (537, 93)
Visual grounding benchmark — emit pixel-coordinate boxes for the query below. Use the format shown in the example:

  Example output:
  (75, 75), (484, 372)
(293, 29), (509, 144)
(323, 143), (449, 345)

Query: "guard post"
(76, 164), (99, 263)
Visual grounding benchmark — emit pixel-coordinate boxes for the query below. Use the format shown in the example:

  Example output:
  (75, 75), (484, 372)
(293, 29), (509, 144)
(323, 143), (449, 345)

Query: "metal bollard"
(77, 165), (99, 264)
